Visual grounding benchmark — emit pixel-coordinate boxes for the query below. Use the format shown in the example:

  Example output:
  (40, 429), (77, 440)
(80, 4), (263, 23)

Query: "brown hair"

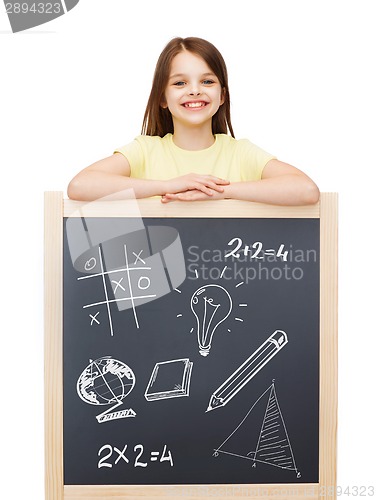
(141, 37), (235, 138)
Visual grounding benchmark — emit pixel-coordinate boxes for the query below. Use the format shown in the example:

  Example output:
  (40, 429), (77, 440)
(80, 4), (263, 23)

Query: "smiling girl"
(67, 37), (319, 205)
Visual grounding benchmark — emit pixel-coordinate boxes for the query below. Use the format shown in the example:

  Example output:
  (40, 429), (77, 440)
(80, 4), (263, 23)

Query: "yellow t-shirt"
(114, 134), (275, 183)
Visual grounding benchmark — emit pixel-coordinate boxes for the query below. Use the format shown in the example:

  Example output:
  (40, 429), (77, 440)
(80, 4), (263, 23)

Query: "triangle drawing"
(213, 381), (301, 478)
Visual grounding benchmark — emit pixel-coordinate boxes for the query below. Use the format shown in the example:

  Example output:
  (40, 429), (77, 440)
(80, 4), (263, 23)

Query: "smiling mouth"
(183, 101), (208, 108)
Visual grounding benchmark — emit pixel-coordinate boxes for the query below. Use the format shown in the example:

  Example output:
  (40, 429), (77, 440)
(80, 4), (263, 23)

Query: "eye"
(202, 79), (215, 85)
(173, 81), (186, 87)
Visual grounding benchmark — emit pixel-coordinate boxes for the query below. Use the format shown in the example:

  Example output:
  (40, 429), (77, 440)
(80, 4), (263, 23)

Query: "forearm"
(67, 171), (166, 201)
(222, 175), (320, 206)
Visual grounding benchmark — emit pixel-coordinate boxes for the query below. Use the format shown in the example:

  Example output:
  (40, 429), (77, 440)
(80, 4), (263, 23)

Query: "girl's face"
(162, 50), (224, 132)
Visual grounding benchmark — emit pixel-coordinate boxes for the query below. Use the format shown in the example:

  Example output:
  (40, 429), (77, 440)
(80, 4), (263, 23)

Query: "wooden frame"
(44, 192), (337, 500)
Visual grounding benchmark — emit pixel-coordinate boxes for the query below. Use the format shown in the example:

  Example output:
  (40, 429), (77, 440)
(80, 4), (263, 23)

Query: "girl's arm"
(67, 154), (228, 201)
(224, 159), (320, 205)
(68, 154), (163, 201)
(162, 160), (320, 206)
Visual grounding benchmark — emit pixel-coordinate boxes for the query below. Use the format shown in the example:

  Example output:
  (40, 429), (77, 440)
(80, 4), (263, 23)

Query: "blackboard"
(45, 194), (337, 500)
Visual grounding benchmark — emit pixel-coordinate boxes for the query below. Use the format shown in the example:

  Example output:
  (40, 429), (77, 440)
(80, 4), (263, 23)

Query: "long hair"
(141, 37), (235, 138)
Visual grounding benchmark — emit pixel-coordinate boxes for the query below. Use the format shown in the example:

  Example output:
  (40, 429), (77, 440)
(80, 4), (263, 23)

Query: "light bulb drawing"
(190, 284), (233, 356)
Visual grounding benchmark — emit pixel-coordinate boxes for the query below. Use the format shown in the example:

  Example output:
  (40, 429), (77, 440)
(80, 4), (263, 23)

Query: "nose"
(188, 83), (201, 96)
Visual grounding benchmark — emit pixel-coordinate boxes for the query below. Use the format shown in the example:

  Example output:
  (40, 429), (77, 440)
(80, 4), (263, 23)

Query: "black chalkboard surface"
(63, 216), (320, 486)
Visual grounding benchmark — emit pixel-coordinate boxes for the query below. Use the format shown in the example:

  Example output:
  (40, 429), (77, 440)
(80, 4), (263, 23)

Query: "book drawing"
(144, 358), (193, 401)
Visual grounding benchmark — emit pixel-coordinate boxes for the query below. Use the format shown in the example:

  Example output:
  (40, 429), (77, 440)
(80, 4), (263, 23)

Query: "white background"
(1, 0), (375, 496)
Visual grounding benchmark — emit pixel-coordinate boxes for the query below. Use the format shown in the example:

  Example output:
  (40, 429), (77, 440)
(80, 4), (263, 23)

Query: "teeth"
(185, 102), (206, 108)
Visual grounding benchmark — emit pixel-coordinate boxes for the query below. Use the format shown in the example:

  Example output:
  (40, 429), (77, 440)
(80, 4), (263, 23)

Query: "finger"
(191, 182), (215, 196)
(206, 182), (225, 192)
(195, 178), (226, 192)
(200, 181), (224, 193)
(194, 183), (214, 195)
(203, 176), (230, 185)
(161, 195), (175, 203)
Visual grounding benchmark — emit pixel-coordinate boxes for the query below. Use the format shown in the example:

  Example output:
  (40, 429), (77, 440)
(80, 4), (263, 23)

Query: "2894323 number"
(338, 486), (375, 497)
(319, 486), (375, 497)
(5, 3), (62, 14)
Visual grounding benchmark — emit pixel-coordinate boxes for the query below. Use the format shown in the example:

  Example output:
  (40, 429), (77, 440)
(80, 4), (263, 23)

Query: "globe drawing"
(77, 356), (136, 406)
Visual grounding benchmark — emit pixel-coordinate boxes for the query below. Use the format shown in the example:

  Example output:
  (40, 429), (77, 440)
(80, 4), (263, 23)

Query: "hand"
(161, 189), (225, 203)
(164, 174), (229, 197)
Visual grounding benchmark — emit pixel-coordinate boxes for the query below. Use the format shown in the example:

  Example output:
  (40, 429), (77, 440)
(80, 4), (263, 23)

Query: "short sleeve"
(114, 139), (145, 178)
(237, 139), (276, 181)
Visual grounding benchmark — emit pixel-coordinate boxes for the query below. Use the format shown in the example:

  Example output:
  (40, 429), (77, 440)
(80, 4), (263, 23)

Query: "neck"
(172, 122), (215, 151)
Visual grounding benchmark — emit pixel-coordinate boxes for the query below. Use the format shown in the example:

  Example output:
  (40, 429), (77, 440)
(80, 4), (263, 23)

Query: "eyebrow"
(169, 72), (217, 80)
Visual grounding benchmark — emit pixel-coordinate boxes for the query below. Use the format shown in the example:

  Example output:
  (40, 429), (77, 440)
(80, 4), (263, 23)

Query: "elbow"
(301, 181), (320, 205)
(67, 177), (86, 201)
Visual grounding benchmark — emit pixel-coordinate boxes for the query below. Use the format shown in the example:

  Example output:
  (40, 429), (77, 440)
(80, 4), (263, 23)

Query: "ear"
(160, 95), (168, 109)
(220, 87), (226, 106)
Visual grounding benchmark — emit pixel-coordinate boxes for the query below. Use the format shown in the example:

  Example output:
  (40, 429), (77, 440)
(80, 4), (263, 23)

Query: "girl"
(68, 37), (319, 205)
